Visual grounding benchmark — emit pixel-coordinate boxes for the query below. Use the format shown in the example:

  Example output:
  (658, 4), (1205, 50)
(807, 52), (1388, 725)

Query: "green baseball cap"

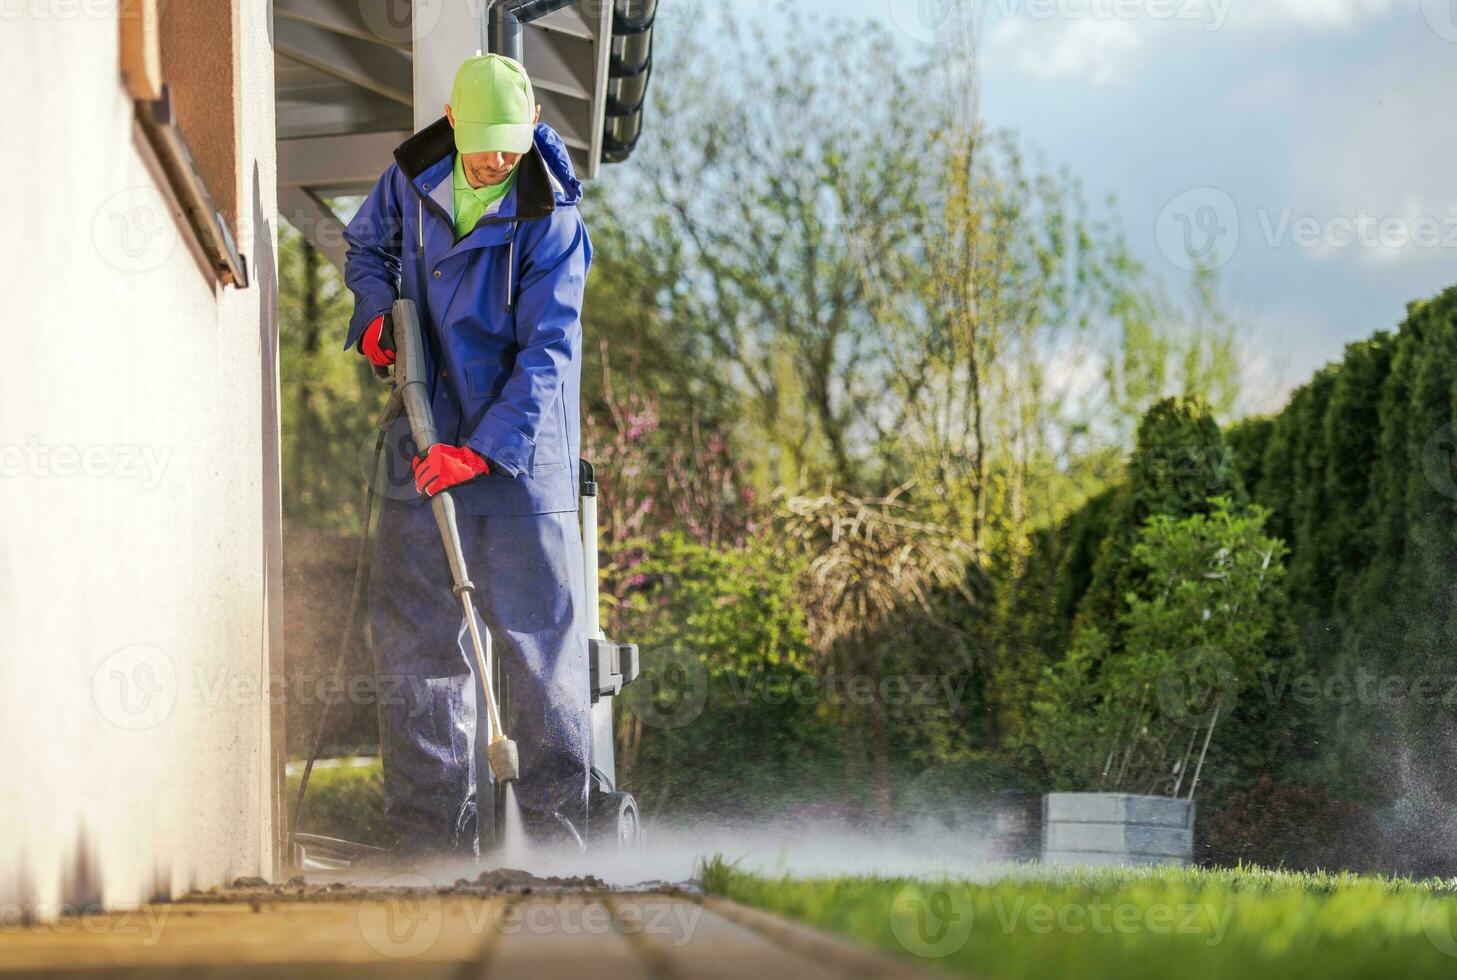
(450, 54), (536, 155)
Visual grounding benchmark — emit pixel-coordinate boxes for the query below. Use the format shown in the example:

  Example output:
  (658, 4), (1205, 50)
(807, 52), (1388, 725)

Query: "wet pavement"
(0, 872), (930, 979)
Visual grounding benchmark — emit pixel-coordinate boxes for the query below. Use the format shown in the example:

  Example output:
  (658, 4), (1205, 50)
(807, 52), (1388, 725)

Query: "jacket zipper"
(506, 222), (517, 314)
(405, 179), (547, 309)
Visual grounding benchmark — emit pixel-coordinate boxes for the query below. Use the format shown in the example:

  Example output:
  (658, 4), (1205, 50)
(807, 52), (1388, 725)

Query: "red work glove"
(358, 314), (395, 367)
(413, 445), (490, 497)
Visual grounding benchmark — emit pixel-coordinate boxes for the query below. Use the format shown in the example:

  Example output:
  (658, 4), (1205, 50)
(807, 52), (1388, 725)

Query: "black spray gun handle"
(388, 299), (476, 596)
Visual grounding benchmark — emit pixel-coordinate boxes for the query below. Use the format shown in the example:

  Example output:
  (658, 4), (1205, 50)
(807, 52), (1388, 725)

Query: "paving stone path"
(0, 878), (933, 979)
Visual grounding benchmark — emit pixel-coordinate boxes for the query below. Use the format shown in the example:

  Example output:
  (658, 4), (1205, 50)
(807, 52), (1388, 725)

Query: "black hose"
(286, 429), (387, 864)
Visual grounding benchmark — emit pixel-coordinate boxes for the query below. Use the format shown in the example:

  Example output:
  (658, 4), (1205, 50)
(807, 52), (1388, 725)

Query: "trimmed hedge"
(999, 285), (1457, 870)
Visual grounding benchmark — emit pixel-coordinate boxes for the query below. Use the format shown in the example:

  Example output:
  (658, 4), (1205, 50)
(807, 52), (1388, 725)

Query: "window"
(119, 0), (248, 288)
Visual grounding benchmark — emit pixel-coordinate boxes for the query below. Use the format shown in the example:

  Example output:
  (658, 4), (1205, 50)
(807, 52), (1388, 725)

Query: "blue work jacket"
(343, 120), (590, 516)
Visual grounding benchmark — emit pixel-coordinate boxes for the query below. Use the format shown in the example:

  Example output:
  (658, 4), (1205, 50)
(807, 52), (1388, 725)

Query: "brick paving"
(0, 882), (930, 979)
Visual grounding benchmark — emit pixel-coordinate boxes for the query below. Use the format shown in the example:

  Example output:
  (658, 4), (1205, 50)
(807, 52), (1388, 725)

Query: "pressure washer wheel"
(589, 790), (643, 851)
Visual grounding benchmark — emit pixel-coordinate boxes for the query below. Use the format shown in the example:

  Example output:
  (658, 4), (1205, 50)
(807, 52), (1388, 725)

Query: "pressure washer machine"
(292, 299), (641, 870)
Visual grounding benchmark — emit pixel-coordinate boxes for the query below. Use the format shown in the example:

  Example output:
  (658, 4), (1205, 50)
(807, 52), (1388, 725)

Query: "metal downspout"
(486, 0), (581, 62)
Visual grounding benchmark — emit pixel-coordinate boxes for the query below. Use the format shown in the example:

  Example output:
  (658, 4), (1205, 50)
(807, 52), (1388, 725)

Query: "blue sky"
(672, 0), (1457, 410)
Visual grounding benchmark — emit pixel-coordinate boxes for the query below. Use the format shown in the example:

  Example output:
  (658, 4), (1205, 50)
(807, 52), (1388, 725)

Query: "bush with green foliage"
(1076, 396), (1248, 634)
(1001, 286), (1457, 871)
(610, 532), (846, 817)
(286, 761), (388, 847)
(1213, 291), (1457, 827)
(1032, 499), (1290, 795)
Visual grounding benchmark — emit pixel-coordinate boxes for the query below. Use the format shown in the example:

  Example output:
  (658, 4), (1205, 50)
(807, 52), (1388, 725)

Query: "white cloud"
(989, 16), (1144, 85)
(1232, 0), (1403, 30)
(983, 0), (1410, 86)
(1284, 54), (1457, 268)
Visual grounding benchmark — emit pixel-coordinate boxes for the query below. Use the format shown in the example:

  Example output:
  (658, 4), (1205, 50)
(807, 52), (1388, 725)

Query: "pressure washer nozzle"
(488, 736), (520, 782)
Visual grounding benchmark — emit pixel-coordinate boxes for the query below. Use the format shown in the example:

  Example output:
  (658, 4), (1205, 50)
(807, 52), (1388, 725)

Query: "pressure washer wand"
(387, 299), (519, 784)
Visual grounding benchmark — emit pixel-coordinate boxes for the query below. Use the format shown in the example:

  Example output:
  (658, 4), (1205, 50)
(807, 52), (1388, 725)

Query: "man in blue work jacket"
(342, 54), (592, 856)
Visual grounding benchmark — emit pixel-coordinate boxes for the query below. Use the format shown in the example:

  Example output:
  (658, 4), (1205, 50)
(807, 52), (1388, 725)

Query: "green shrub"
(1032, 499), (1291, 795)
(286, 760), (389, 847)
(610, 533), (843, 816)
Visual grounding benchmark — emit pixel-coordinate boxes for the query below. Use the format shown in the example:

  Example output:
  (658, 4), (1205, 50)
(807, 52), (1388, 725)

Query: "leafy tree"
(1077, 396), (1247, 637)
(1033, 499), (1289, 796)
(578, 199), (742, 434)
(990, 486), (1118, 765)
(778, 489), (981, 818)
(277, 224), (376, 530)
(605, 15), (906, 491)
(604, 6), (1220, 520)
(847, 4), (1156, 553)
(610, 532), (834, 817)
(1103, 260), (1244, 438)
(1010, 285), (1457, 857)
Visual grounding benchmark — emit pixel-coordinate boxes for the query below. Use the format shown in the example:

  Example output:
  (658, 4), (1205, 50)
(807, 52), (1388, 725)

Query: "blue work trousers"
(368, 496), (590, 853)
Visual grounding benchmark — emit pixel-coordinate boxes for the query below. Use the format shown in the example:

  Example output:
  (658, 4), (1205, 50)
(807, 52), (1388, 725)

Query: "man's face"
(444, 102), (542, 189)
(460, 150), (521, 188)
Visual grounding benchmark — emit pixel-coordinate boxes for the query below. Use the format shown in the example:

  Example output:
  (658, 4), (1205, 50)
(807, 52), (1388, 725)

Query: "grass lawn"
(285, 757), (389, 847)
(700, 858), (1457, 979)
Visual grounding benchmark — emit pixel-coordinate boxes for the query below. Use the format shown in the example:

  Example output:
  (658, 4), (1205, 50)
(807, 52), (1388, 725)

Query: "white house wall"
(0, 0), (280, 913)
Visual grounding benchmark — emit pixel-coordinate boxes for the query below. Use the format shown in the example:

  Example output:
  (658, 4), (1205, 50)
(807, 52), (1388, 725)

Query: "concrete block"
(1044, 822), (1193, 857)
(1041, 851), (1188, 868)
(1041, 793), (1196, 868)
(1044, 792), (1194, 828)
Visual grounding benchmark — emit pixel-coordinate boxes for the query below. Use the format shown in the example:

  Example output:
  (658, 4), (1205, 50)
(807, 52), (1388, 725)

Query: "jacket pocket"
(464, 356), (512, 403)
(530, 386), (570, 472)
